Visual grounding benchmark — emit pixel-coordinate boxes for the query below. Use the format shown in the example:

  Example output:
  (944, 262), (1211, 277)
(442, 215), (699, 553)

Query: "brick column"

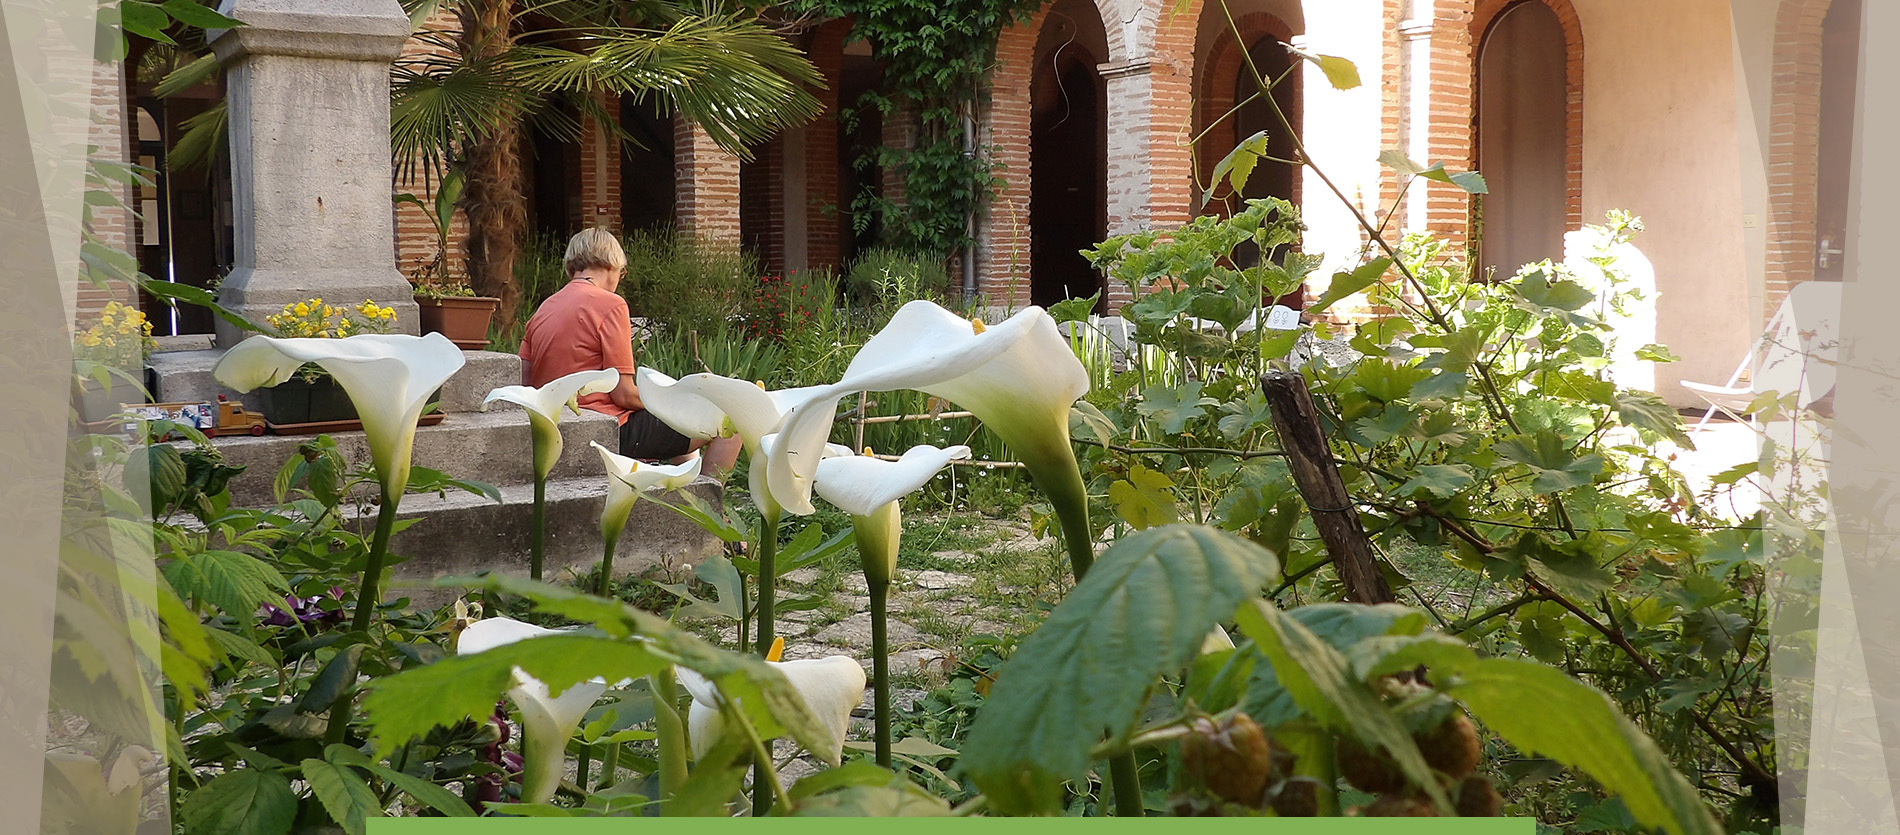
(673, 120), (742, 242)
(578, 92), (623, 232)
(79, 58), (137, 325)
(977, 11), (1049, 308)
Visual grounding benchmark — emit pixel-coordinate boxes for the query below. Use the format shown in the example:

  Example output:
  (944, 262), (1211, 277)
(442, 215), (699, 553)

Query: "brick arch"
(1193, 11), (1300, 217)
(1469, 0), (1584, 235)
(1761, 0), (1836, 320)
(979, 3), (1063, 307)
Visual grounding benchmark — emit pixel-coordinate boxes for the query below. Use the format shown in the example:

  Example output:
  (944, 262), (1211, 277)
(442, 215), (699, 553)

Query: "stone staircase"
(148, 348), (726, 609)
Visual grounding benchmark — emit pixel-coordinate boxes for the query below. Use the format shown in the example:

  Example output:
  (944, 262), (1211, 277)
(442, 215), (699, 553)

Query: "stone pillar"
(209, 0), (418, 345)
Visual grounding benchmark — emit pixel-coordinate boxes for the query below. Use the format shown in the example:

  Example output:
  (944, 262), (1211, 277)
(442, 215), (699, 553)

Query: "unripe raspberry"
(1179, 713), (1274, 807)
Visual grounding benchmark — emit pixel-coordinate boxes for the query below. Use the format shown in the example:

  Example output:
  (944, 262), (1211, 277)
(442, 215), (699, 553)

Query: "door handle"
(1819, 237), (1844, 269)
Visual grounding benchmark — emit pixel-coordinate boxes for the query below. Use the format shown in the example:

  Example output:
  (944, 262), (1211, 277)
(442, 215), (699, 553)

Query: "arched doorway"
(620, 99), (675, 233)
(1228, 36), (1297, 209)
(1475, 0), (1570, 279)
(1028, 0), (1108, 309)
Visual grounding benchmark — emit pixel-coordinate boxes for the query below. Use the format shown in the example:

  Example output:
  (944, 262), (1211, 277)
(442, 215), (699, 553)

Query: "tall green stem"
(752, 512), (780, 815)
(329, 485), (401, 745)
(530, 475), (547, 581)
(652, 669), (688, 803)
(755, 514), (779, 656)
(598, 529), (618, 597)
(870, 577), (892, 767)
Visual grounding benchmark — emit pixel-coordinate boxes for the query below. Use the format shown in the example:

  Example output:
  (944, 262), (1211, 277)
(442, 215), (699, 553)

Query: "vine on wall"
(795, 0), (1046, 260)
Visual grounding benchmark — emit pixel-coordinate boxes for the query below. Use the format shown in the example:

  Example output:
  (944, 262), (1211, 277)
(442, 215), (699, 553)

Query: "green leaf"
(1445, 658), (1723, 835)
(1315, 54), (1360, 89)
(1614, 390), (1694, 448)
(1514, 267), (1596, 312)
(1308, 258), (1391, 314)
(1233, 600), (1450, 812)
(324, 745), (474, 818)
(1395, 464), (1475, 499)
(1205, 130), (1270, 206)
(1217, 391), (1273, 441)
(1376, 151), (1486, 194)
(119, 1), (175, 43)
(1494, 430), (1604, 493)
(792, 781), (952, 816)
(1107, 465), (1177, 530)
(1635, 343), (1682, 363)
(1069, 401), (1120, 444)
(160, 0), (243, 29)
(163, 550), (290, 617)
(1047, 292), (1101, 325)
(296, 644), (365, 715)
(957, 524), (1280, 815)
(1136, 382), (1216, 434)
(301, 757), (384, 835)
(179, 769), (297, 835)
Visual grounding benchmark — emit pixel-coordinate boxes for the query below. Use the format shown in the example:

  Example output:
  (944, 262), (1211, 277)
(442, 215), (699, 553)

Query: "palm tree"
(161, 0), (823, 324)
(395, 0), (821, 322)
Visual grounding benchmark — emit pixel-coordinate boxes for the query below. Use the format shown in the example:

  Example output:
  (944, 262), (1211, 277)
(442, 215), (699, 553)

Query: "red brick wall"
(577, 92), (624, 233)
(1762, 0), (1833, 319)
(392, 7), (471, 285)
(979, 6), (1053, 308)
(1193, 12), (1301, 219)
(675, 120), (744, 242)
(79, 57), (138, 326)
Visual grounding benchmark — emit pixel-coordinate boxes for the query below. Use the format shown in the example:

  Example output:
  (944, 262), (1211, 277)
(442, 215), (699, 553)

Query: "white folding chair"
(1682, 281), (1840, 430)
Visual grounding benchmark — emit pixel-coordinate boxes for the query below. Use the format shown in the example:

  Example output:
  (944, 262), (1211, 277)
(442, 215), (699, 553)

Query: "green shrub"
(843, 247), (952, 305)
(620, 227), (758, 336)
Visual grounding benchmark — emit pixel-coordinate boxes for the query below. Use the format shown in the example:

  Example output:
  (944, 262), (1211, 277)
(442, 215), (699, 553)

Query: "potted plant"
(71, 301), (157, 423)
(257, 298), (397, 424)
(398, 166), (498, 350)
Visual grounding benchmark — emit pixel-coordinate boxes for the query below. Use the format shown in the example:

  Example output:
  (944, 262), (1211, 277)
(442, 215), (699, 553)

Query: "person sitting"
(518, 228), (740, 473)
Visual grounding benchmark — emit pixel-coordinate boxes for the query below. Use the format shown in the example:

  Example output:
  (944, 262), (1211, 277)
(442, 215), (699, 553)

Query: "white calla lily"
(768, 302), (1088, 517)
(813, 444), (971, 581)
(675, 656), (866, 764)
(457, 616), (609, 805)
(213, 333), (466, 496)
(593, 441), (701, 594)
(634, 369), (827, 520)
(483, 369), (621, 480)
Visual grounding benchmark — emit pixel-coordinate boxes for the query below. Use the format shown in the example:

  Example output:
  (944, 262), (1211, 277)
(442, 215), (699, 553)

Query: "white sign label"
(1264, 305), (1302, 331)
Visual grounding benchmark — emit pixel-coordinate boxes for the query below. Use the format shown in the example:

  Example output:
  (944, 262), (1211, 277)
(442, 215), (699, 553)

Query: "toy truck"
(213, 395), (268, 436)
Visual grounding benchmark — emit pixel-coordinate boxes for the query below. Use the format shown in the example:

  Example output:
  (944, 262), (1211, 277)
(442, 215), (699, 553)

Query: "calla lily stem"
(652, 669), (688, 802)
(599, 530), (619, 597)
(531, 476), (547, 580)
(870, 577), (892, 767)
(326, 485), (403, 746)
(752, 513), (780, 816)
(732, 701), (789, 815)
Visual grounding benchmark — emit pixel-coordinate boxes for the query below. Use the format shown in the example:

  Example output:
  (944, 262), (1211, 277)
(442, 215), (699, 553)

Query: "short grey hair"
(564, 228), (626, 275)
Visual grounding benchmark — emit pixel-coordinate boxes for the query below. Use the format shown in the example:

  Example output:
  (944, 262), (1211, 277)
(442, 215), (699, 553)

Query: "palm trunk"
(458, 0), (526, 325)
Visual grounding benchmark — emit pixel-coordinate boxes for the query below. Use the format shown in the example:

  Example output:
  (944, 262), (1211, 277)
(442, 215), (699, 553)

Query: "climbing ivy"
(794, 0), (1046, 260)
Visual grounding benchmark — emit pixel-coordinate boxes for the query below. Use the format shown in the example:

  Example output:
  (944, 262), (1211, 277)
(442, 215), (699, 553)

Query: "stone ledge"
(148, 348), (524, 415)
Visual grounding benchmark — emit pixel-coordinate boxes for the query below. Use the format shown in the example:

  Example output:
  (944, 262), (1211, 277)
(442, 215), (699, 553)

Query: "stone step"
(146, 347), (522, 415)
(368, 475), (725, 610)
(190, 406), (621, 507)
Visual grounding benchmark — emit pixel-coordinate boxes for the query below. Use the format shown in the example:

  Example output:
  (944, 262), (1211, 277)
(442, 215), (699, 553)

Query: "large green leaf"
(1308, 258), (1392, 314)
(1206, 130), (1271, 206)
(1614, 389), (1694, 448)
(1137, 382), (1217, 434)
(301, 757), (384, 835)
(1514, 267), (1596, 312)
(1107, 465), (1178, 531)
(324, 745), (474, 818)
(1494, 430), (1604, 493)
(957, 524), (1280, 815)
(1444, 658), (1722, 835)
(1233, 601), (1451, 812)
(163, 550), (289, 618)
(179, 769), (297, 835)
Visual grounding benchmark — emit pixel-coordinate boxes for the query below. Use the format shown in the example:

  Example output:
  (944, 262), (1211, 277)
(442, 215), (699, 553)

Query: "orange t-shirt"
(519, 280), (635, 424)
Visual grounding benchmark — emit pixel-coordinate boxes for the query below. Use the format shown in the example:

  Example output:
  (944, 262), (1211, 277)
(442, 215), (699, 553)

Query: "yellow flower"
(293, 303), (310, 317)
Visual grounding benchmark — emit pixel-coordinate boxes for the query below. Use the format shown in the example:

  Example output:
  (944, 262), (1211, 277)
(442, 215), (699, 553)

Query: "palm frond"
(390, 52), (540, 182)
(508, 14), (823, 159)
(153, 52), (219, 98)
(167, 101), (227, 176)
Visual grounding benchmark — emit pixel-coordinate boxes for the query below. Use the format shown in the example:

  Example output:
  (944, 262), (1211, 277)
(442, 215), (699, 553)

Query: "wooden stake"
(1260, 369), (1394, 604)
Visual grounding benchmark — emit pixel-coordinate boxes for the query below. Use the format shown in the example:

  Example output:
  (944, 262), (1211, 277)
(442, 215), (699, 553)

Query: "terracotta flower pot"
(416, 295), (499, 350)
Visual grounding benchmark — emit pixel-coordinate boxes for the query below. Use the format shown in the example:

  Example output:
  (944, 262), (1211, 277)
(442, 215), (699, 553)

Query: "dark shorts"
(621, 409), (693, 461)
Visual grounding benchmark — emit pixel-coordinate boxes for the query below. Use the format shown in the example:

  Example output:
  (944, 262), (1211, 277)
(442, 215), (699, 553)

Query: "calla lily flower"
(813, 444), (972, 583)
(593, 441), (701, 594)
(483, 369), (622, 480)
(214, 333), (466, 496)
(457, 616), (609, 805)
(634, 369), (828, 520)
(216, 333), (466, 637)
(675, 654), (866, 765)
(768, 301), (1089, 518)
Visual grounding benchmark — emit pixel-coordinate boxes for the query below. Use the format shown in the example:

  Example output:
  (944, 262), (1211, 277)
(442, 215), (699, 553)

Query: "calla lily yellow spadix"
(592, 441), (700, 594)
(812, 444), (968, 767)
(455, 615), (611, 805)
(483, 369), (621, 580)
(675, 654), (865, 764)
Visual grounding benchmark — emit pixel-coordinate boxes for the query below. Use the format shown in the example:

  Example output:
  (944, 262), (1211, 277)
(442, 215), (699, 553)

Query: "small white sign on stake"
(1264, 305), (1302, 331)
